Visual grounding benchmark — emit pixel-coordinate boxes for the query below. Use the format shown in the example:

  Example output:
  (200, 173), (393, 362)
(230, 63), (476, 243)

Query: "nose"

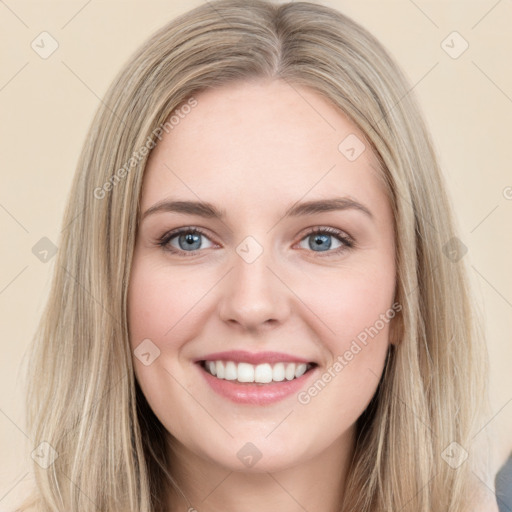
(217, 243), (291, 332)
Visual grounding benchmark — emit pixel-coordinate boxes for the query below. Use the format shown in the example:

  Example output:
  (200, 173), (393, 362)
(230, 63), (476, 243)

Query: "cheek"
(292, 260), (396, 422)
(127, 260), (207, 350)
(296, 260), (396, 352)
(127, 259), (207, 430)
(295, 258), (395, 398)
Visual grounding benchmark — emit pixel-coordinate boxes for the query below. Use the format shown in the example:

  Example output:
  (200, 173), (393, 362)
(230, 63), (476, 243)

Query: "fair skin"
(127, 79), (396, 512)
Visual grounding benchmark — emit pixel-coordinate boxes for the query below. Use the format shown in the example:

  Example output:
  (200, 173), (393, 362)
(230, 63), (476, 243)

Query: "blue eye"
(159, 228), (214, 254)
(298, 227), (354, 254)
(156, 226), (354, 257)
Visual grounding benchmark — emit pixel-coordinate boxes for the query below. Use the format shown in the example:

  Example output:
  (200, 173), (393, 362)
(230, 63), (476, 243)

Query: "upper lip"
(195, 350), (314, 365)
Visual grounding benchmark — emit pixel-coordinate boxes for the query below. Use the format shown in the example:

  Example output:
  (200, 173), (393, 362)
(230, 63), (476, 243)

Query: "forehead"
(141, 79), (385, 212)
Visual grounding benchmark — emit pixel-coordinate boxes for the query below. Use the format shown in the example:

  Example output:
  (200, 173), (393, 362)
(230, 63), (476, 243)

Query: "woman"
(18, 1), (499, 510)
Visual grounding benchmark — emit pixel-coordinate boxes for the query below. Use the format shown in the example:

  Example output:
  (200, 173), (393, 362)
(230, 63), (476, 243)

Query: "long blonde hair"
(19, 1), (493, 510)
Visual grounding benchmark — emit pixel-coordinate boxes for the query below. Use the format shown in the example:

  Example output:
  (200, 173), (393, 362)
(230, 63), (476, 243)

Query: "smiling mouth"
(199, 360), (317, 384)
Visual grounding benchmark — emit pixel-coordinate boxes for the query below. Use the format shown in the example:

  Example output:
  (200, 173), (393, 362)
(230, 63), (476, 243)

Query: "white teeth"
(237, 362), (255, 382)
(254, 363), (273, 383)
(216, 361), (225, 379)
(272, 362), (285, 382)
(285, 363), (296, 381)
(203, 360), (313, 383)
(224, 361), (237, 380)
(295, 363), (307, 378)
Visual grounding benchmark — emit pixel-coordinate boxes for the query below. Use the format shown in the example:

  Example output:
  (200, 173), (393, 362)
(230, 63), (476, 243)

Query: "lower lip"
(196, 363), (317, 405)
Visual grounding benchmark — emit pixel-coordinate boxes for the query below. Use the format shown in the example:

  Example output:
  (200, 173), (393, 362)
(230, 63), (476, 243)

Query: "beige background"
(1, 0), (511, 507)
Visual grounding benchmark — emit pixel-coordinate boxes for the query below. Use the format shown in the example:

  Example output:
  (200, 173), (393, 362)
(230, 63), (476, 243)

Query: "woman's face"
(128, 79), (396, 473)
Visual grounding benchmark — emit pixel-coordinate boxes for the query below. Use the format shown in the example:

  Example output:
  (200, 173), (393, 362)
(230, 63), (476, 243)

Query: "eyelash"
(155, 226), (355, 258)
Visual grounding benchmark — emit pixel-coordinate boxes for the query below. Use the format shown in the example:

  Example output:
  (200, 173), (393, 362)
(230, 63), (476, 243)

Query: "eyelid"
(299, 226), (354, 245)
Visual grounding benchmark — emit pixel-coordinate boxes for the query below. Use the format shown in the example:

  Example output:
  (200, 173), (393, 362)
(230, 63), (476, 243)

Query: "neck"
(165, 427), (355, 512)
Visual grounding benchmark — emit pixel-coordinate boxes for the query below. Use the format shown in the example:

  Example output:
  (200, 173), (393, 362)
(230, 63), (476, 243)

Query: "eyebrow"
(141, 196), (374, 222)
